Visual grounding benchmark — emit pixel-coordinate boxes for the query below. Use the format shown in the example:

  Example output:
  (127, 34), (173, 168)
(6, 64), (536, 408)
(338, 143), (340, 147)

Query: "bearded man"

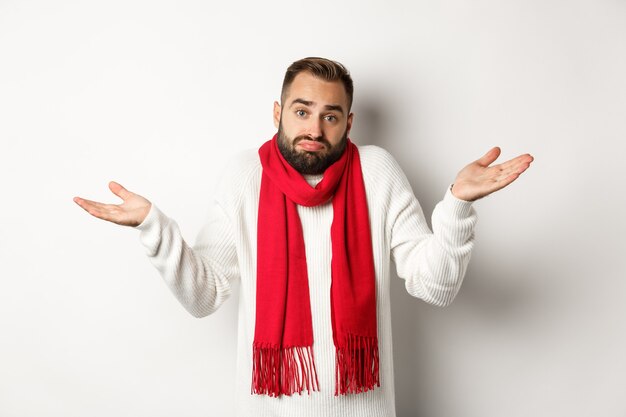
(74, 57), (533, 417)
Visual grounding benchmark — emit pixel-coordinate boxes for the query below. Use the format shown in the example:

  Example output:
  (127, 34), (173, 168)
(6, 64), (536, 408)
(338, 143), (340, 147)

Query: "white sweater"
(135, 145), (477, 417)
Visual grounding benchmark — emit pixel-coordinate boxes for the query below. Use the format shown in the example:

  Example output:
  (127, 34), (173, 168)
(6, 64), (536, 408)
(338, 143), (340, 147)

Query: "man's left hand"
(451, 147), (534, 202)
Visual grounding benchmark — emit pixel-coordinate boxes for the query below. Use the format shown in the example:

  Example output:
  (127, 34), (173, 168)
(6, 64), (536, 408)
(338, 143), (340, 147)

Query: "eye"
(324, 115), (337, 122)
(296, 109), (307, 117)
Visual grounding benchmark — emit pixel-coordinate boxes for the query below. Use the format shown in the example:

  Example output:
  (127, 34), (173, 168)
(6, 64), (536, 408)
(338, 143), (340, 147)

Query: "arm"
(390, 178), (476, 307)
(389, 146), (532, 306)
(73, 180), (238, 318)
(135, 199), (239, 318)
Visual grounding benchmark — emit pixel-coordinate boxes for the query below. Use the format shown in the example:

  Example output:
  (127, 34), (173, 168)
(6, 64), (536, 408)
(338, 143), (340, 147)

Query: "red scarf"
(252, 133), (380, 397)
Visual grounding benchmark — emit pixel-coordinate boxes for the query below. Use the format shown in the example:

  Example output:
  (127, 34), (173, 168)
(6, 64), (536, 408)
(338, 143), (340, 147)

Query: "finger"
(476, 147), (501, 167)
(493, 159), (535, 186)
(515, 160), (532, 175)
(476, 156), (533, 198)
(497, 172), (521, 189)
(498, 158), (533, 180)
(109, 181), (132, 201)
(74, 196), (109, 211)
(73, 197), (118, 220)
(487, 154), (533, 179)
(497, 153), (534, 171)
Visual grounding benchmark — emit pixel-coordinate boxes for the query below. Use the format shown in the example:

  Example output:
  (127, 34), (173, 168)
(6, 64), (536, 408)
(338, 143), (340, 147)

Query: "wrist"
(450, 183), (474, 202)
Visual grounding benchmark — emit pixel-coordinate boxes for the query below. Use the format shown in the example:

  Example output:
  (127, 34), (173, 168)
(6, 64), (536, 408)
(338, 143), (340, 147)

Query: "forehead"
(284, 72), (349, 109)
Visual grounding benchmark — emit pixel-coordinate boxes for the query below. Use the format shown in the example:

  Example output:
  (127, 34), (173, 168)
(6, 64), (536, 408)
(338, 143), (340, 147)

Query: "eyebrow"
(289, 98), (345, 115)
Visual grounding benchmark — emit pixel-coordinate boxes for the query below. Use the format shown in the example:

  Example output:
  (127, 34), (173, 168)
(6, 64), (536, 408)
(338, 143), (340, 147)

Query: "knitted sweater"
(135, 145), (477, 417)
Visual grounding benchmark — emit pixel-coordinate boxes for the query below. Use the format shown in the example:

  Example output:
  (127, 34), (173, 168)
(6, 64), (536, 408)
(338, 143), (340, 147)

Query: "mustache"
(293, 135), (331, 148)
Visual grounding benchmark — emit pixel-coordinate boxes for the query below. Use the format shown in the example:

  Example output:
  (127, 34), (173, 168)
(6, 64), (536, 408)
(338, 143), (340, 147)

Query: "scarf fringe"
(335, 333), (380, 395)
(251, 344), (320, 397)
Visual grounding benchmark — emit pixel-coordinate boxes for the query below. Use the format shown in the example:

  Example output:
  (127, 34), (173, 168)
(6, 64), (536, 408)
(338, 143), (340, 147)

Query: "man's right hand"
(73, 181), (152, 227)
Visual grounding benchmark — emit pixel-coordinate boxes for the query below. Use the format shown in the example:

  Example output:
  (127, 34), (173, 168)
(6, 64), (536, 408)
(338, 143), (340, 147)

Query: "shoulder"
(356, 144), (395, 163)
(217, 148), (261, 185)
(356, 144), (418, 212)
(213, 147), (261, 208)
(356, 144), (408, 185)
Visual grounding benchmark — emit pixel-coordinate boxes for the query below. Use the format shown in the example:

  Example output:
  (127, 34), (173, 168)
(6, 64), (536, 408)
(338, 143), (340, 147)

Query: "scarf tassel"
(251, 344), (320, 397)
(335, 333), (380, 395)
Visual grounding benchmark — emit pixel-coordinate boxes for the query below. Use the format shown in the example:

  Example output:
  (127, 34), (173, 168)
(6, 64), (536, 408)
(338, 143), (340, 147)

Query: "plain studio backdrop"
(1, 0), (625, 416)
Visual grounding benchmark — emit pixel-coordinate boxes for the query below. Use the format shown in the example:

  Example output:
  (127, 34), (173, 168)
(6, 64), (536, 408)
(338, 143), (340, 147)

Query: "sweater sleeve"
(134, 196), (239, 318)
(388, 162), (477, 307)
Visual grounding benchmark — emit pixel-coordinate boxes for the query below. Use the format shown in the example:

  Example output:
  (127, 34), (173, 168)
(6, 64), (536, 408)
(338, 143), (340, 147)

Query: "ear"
(346, 112), (354, 136)
(273, 101), (281, 129)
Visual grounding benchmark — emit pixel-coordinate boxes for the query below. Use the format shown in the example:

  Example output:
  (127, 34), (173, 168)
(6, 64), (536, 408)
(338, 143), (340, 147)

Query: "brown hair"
(281, 57), (354, 112)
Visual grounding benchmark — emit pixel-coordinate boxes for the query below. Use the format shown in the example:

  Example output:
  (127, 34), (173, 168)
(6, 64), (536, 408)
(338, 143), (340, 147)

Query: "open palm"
(451, 147), (534, 202)
(73, 181), (151, 227)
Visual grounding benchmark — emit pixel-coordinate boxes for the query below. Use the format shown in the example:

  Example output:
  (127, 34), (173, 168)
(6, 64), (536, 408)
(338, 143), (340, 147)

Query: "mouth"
(296, 139), (327, 152)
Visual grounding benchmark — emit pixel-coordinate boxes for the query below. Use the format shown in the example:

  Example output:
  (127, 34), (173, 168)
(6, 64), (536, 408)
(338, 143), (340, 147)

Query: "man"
(74, 57), (533, 417)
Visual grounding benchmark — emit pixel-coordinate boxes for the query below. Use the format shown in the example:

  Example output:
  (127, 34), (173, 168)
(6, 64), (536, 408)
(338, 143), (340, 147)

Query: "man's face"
(274, 71), (354, 175)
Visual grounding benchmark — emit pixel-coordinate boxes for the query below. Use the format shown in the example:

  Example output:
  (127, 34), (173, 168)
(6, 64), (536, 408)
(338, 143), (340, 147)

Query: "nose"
(306, 117), (323, 139)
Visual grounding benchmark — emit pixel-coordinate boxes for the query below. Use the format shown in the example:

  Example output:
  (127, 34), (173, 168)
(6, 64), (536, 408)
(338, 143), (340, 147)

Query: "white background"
(1, 0), (625, 416)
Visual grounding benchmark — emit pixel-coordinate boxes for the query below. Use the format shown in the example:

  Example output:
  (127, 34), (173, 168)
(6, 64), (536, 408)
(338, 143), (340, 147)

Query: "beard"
(276, 121), (348, 175)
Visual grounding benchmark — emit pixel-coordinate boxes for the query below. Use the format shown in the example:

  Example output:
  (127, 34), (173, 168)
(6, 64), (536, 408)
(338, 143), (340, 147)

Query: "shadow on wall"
(354, 93), (435, 416)
(354, 89), (440, 216)
(389, 261), (536, 417)
(355, 94), (536, 417)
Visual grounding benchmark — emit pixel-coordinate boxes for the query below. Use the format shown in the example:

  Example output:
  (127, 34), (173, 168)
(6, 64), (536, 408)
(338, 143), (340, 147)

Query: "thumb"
(476, 146), (501, 167)
(109, 181), (132, 201)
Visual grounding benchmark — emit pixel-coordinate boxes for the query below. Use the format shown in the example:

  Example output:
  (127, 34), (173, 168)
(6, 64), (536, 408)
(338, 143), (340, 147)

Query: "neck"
(303, 173), (324, 187)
